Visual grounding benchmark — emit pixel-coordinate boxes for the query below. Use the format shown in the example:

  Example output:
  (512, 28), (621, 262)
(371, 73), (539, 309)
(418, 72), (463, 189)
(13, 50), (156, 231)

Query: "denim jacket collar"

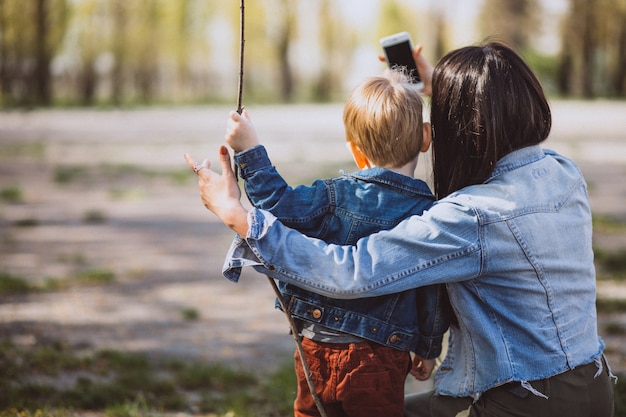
(488, 145), (545, 180)
(342, 167), (435, 201)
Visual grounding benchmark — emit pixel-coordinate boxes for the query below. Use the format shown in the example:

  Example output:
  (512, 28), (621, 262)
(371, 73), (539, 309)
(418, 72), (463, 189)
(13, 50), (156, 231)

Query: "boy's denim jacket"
(223, 146), (606, 399)
(224, 145), (451, 358)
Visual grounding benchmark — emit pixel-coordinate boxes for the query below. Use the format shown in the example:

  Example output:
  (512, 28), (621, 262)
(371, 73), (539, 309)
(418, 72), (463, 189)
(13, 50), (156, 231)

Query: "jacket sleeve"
(413, 284), (454, 358)
(233, 202), (482, 298)
(235, 145), (331, 236)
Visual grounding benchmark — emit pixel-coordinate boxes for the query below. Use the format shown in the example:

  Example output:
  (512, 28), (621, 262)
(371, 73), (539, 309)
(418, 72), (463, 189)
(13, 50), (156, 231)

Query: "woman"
(185, 42), (615, 416)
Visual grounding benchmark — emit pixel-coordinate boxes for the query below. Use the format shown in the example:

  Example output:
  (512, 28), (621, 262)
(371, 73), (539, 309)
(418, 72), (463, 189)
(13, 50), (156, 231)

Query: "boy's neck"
(376, 158), (418, 178)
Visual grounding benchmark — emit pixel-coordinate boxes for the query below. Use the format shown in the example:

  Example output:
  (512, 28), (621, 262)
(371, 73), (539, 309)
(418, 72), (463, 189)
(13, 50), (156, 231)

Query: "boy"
(223, 70), (450, 417)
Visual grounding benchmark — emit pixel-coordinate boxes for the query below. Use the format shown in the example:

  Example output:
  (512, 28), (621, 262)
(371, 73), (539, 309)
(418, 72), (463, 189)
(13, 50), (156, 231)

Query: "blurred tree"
(558, 0), (625, 97)
(612, 8), (626, 96)
(377, 0), (419, 40)
(34, 0), (51, 104)
(110, 0), (128, 105)
(72, 0), (105, 105)
(162, 0), (213, 103)
(276, 0), (296, 101)
(431, 6), (447, 60)
(0, 0), (68, 106)
(607, 0), (626, 96)
(478, 0), (540, 51)
(1, 0), (622, 107)
(132, 0), (160, 103)
(313, 0), (356, 102)
(225, 0), (270, 104)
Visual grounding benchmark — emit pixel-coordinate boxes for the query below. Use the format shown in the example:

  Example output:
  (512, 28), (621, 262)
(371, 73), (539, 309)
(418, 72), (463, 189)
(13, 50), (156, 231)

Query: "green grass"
(596, 248), (626, 280)
(53, 164), (195, 187)
(73, 268), (115, 285)
(593, 214), (626, 234)
(597, 298), (626, 314)
(12, 218), (39, 227)
(82, 209), (108, 224)
(0, 272), (34, 295)
(0, 268), (117, 295)
(593, 215), (626, 280)
(1, 336), (625, 416)
(604, 322), (626, 335)
(54, 166), (91, 184)
(180, 308), (199, 321)
(0, 340), (296, 416)
(0, 186), (23, 203)
(45, 268), (117, 290)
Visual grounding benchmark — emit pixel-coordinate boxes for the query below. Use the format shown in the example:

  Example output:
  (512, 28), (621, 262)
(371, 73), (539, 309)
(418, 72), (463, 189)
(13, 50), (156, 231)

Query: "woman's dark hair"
(430, 42), (551, 198)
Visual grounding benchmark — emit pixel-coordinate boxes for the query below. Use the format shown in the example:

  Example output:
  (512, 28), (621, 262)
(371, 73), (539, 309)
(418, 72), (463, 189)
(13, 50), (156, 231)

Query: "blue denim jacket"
(225, 145), (451, 358)
(223, 145), (605, 399)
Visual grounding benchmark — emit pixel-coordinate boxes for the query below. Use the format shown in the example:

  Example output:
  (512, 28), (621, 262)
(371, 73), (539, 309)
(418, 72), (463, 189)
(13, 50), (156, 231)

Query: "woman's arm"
(239, 203), (480, 297)
(186, 146), (481, 298)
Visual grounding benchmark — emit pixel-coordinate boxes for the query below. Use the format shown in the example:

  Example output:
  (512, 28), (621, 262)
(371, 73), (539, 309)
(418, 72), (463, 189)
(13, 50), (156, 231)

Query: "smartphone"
(380, 31), (423, 89)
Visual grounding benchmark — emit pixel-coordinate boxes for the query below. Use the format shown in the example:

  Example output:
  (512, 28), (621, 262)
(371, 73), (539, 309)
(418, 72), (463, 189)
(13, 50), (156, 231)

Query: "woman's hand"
(412, 44), (434, 97)
(378, 44), (434, 96)
(225, 110), (260, 153)
(184, 146), (249, 236)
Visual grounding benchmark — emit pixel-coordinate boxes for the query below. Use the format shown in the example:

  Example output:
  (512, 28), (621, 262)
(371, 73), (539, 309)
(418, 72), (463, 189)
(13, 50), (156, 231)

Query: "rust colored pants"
(293, 337), (411, 417)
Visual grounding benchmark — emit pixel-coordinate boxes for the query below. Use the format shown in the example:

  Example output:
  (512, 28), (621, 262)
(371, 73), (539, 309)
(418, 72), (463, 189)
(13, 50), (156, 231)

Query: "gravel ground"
(1, 102), (626, 387)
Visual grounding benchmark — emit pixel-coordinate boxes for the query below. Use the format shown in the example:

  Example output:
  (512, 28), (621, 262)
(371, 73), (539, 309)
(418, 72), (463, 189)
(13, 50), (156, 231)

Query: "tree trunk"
(557, 51), (573, 96)
(80, 59), (97, 106)
(0, 0), (8, 103)
(111, 0), (127, 105)
(580, 0), (595, 98)
(277, 0), (294, 101)
(611, 13), (626, 96)
(34, 0), (51, 105)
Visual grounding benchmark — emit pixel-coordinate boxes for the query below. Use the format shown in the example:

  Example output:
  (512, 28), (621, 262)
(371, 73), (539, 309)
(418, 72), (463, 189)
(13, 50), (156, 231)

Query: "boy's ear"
(346, 141), (370, 169)
(420, 122), (432, 152)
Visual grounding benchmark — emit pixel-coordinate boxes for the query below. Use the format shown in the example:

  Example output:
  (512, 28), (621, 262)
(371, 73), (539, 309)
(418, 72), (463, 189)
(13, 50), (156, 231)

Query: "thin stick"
(234, 0), (245, 181)
(267, 277), (328, 417)
(234, 2), (326, 415)
(236, 0), (245, 115)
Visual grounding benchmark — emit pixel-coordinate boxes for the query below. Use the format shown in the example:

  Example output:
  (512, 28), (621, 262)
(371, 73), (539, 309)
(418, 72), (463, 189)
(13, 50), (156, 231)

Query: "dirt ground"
(1, 102), (626, 391)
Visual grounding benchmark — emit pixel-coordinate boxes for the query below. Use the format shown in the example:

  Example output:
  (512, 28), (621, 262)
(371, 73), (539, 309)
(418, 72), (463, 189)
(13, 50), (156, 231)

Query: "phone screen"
(384, 41), (421, 83)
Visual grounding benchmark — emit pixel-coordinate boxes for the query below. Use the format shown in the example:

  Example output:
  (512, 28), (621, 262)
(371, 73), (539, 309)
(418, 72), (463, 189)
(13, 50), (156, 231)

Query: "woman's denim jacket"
(223, 145), (606, 399)
(224, 145), (451, 358)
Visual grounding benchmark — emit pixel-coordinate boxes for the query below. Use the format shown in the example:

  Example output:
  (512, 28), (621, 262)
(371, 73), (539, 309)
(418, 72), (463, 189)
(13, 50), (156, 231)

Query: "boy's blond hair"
(343, 70), (424, 168)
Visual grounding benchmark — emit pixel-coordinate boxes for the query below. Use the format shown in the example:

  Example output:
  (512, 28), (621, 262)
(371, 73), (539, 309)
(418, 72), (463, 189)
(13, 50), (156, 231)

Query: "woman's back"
(432, 145), (602, 397)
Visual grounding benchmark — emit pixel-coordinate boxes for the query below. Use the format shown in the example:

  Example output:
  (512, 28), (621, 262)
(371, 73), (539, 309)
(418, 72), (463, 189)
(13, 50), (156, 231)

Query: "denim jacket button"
(311, 309), (322, 319)
(389, 334), (401, 343)
(370, 327), (378, 333)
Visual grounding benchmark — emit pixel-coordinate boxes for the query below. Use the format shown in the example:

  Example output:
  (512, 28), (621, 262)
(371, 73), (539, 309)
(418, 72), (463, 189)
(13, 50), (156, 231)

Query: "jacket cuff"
(233, 145), (273, 179)
(414, 334), (444, 359)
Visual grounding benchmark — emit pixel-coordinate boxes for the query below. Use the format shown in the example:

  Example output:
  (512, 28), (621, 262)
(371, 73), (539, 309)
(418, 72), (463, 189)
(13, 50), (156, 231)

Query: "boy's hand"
(225, 110), (260, 153)
(410, 355), (436, 381)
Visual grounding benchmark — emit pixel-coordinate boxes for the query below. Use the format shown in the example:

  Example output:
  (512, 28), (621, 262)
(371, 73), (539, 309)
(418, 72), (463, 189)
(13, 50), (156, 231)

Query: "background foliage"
(0, 0), (624, 107)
